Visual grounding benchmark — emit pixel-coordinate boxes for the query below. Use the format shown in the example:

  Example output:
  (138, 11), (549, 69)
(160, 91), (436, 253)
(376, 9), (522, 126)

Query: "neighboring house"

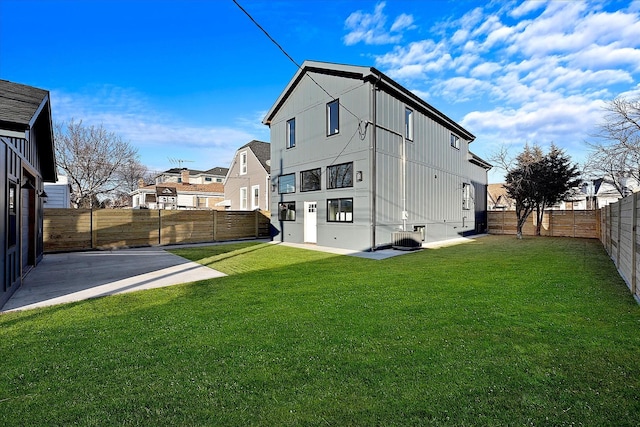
(0, 80), (57, 308)
(222, 140), (271, 211)
(131, 169), (224, 209)
(263, 60), (491, 251)
(487, 183), (514, 211)
(155, 167), (228, 185)
(43, 175), (71, 208)
(593, 177), (639, 208)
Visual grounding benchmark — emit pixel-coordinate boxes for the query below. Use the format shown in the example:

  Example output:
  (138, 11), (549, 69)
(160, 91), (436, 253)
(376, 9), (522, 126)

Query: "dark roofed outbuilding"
(0, 80), (57, 309)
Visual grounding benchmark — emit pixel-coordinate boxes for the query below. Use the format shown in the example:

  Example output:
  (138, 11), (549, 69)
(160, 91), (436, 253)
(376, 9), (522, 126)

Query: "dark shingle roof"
(0, 80), (49, 131)
(0, 80), (56, 181)
(204, 166), (229, 176)
(241, 140), (270, 173)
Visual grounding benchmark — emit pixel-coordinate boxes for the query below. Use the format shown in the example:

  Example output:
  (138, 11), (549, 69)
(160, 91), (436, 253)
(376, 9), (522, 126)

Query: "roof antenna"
(168, 158), (194, 169)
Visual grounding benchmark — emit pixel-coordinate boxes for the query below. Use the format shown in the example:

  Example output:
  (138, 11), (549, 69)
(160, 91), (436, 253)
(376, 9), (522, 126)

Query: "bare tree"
(55, 120), (140, 208)
(109, 159), (154, 208)
(586, 97), (640, 196)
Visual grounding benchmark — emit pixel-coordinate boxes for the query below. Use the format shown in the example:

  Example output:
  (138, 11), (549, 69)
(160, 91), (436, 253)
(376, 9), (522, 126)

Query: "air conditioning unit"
(391, 231), (423, 251)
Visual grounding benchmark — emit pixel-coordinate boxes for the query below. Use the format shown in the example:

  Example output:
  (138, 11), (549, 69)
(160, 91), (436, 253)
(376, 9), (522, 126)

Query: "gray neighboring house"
(0, 80), (57, 308)
(222, 140), (270, 211)
(263, 60), (491, 251)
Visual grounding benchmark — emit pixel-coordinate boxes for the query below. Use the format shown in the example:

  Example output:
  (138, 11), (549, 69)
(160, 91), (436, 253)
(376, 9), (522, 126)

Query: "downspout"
(371, 75), (380, 251)
(402, 132), (406, 232)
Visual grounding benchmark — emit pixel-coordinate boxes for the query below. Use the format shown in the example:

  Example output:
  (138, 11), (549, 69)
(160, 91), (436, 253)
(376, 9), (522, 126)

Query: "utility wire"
(232, 0), (364, 125)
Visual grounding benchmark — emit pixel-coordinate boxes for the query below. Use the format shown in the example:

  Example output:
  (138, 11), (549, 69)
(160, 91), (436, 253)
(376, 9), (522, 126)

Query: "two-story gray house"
(223, 140), (271, 211)
(263, 61), (490, 251)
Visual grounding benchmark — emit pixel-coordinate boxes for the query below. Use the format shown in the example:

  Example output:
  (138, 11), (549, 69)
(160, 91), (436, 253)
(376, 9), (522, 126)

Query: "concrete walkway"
(2, 245), (227, 313)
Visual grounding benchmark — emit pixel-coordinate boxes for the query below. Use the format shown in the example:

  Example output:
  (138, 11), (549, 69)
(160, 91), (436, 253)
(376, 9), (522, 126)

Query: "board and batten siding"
(268, 63), (489, 251)
(270, 71), (373, 250)
(373, 86), (483, 243)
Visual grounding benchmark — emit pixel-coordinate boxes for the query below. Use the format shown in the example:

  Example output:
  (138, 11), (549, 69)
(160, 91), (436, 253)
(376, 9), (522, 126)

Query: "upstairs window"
(327, 162), (353, 189)
(286, 118), (296, 149)
(240, 151), (248, 174)
(405, 108), (413, 141)
(301, 168), (321, 192)
(278, 173), (295, 194)
(327, 99), (340, 136)
(451, 134), (460, 150)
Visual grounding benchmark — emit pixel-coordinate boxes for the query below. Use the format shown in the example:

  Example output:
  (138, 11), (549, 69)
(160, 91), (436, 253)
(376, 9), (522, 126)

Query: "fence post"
(91, 208), (96, 249)
(633, 193), (638, 295)
(158, 209), (162, 245)
(255, 211), (259, 238)
(213, 210), (218, 241)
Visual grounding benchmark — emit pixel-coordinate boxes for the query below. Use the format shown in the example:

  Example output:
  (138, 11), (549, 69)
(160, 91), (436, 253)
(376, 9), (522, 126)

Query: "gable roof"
(262, 60), (475, 142)
(240, 140), (270, 174)
(0, 79), (56, 181)
(488, 183), (513, 208)
(0, 79), (49, 131)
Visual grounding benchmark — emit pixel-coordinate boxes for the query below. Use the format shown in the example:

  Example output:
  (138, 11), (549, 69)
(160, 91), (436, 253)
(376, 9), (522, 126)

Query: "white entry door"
(304, 202), (317, 243)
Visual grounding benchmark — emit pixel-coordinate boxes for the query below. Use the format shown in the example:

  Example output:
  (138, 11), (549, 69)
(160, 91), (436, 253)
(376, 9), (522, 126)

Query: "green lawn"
(1, 236), (639, 426)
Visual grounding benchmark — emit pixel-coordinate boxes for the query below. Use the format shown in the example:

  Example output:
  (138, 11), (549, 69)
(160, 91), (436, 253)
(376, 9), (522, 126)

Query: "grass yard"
(1, 235), (639, 426)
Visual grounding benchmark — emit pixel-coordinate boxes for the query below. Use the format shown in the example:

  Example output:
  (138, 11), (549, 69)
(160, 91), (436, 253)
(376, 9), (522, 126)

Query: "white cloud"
(390, 13), (415, 32)
(343, 1), (415, 46)
(509, 0), (548, 19)
(344, 0), (640, 180)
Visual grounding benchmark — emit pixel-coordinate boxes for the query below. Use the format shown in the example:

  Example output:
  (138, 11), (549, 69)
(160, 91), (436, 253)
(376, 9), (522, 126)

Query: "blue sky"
(2, 0), (639, 182)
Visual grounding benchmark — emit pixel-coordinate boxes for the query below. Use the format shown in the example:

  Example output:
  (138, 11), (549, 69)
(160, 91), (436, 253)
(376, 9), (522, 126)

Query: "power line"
(232, 0), (364, 124)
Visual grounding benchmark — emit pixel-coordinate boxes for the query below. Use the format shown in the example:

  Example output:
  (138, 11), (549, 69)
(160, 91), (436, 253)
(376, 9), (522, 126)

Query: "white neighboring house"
(155, 167), (228, 185)
(43, 175), (71, 208)
(130, 169), (224, 209)
(592, 177), (639, 208)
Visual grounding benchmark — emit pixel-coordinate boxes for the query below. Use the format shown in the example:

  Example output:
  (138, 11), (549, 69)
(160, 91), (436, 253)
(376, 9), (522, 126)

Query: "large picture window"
(301, 168), (321, 192)
(327, 99), (339, 136)
(327, 162), (353, 189)
(286, 118), (296, 149)
(278, 202), (296, 221)
(327, 198), (353, 222)
(278, 174), (295, 194)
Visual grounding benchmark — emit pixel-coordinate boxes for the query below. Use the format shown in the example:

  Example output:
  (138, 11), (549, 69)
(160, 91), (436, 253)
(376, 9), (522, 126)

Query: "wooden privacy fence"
(599, 194), (640, 302)
(44, 209), (271, 253)
(487, 210), (600, 239)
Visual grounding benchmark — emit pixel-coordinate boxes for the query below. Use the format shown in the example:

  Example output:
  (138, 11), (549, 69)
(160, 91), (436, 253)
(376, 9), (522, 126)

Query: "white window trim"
(405, 107), (413, 141)
(240, 187), (248, 210)
(286, 118), (295, 149)
(240, 151), (248, 175)
(251, 185), (260, 210)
